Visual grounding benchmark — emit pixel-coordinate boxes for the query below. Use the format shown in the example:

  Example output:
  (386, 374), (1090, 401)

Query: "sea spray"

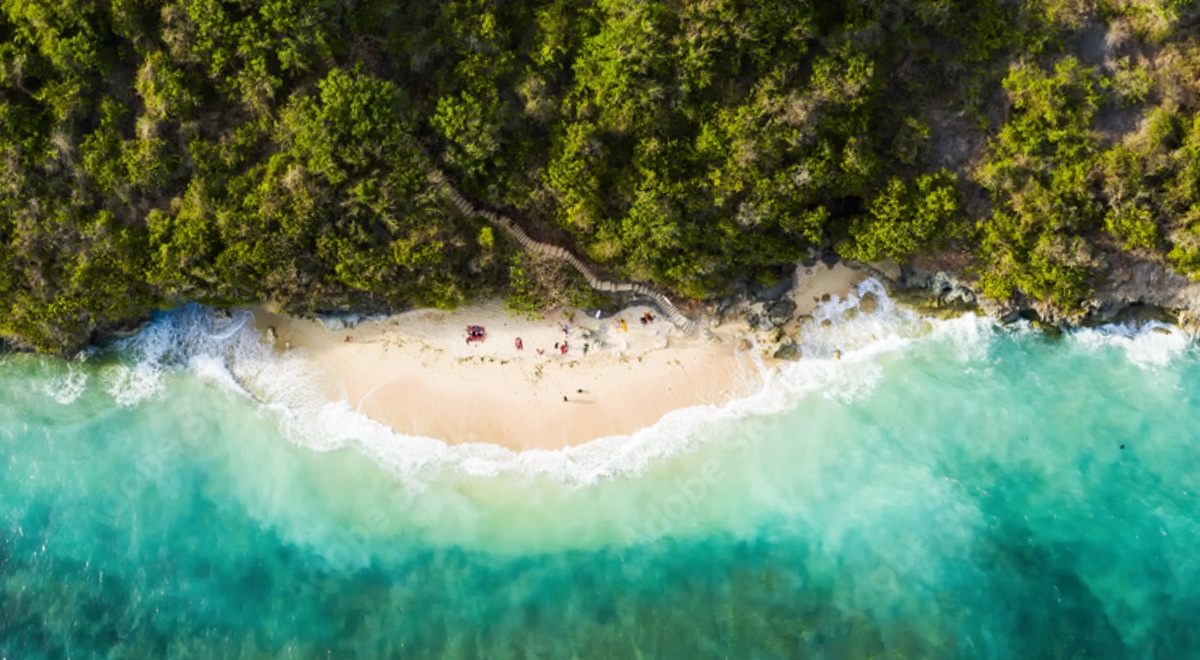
(39, 354), (90, 405)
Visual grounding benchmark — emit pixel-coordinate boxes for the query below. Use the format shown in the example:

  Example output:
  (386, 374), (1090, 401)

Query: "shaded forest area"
(1, 0), (1198, 352)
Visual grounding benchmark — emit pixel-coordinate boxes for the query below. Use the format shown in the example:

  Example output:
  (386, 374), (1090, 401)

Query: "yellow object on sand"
(620, 319), (627, 332)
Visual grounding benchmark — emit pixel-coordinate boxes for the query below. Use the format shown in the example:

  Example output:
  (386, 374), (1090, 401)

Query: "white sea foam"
(99, 306), (259, 406)
(94, 290), (945, 485)
(1065, 320), (1191, 369)
(188, 353), (254, 399)
(103, 289), (1195, 484)
(42, 359), (89, 405)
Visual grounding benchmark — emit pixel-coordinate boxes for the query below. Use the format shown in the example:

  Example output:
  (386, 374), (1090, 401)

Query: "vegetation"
(1, 0), (1199, 352)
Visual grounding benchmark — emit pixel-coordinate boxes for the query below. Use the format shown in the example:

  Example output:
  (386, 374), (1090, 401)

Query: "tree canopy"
(2, 0), (1200, 351)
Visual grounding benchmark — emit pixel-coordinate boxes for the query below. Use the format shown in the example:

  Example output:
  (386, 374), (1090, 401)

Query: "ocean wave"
(98, 306), (262, 406)
(1065, 320), (1191, 369)
(104, 289), (1195, 484)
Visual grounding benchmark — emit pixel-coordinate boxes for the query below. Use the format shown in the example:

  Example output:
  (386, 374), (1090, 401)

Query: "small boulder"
(264, 325), (277, 345)
(1030, 320), (1062, 339)
(773, 338), (800, 361)
(766, 299), (797, 327)
(859, 292), (878, 314)
(745, 313), (761, 331)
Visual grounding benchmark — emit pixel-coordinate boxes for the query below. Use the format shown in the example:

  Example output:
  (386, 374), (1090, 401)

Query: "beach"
(247, 263), (866, 450)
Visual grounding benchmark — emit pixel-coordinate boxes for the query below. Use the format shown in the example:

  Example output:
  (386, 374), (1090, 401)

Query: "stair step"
(431, 167), (696, 334)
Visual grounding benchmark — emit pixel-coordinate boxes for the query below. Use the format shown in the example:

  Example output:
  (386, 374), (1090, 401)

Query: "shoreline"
(244, 263), (867, 451)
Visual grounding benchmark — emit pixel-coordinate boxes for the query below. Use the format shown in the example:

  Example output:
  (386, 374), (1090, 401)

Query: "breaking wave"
(84, 284), (1193, 485)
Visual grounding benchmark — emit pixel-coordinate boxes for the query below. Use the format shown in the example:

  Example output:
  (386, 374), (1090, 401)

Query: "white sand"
(247, 263), (865, 450)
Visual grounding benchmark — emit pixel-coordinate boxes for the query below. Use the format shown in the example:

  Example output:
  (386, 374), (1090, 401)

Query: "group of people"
(477, 312), (657, 356)
(618, 311), (655, 333)
(556, 322), (572, 355)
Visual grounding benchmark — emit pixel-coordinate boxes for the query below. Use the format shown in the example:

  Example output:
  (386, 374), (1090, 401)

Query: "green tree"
(841, 171), (965, 263)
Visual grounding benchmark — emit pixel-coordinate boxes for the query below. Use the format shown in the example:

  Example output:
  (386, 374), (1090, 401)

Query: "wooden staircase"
(428, 170), (697, 335)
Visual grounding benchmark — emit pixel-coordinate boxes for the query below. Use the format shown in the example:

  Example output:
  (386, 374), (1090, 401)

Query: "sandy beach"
(248, 263), (865, 450)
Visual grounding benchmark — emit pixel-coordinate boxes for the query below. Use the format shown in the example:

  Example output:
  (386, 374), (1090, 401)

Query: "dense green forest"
(1, 0), (1198, 352)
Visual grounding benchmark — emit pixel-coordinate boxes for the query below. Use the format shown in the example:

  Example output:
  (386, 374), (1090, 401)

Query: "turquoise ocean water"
(3, 282), (1200, 658)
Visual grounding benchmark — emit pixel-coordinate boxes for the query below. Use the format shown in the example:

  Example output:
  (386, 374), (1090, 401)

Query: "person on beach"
(515, 337), (523, 350)
(620, 318), (627, 332)
(583, 342), (589, 356)
(561, 342), (568, 355)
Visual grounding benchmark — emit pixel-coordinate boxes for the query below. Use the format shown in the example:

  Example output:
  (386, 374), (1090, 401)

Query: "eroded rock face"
(810, 254), (1200, 333)
(1178, 310), (1200, 333)
(719, 257), (1200, 364)
(923, 272), (977, 307)
(978, 297), (1021, 324)
(1089, 260), (1200, 324)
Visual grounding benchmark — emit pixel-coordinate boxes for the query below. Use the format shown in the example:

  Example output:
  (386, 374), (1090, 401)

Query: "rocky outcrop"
(1088, 260), (1200, 328)
(766, 299), (797, 328)
(744, 298), (797, 332)
(873, 251), (1200, 331)
(314, 313), (385, 331)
